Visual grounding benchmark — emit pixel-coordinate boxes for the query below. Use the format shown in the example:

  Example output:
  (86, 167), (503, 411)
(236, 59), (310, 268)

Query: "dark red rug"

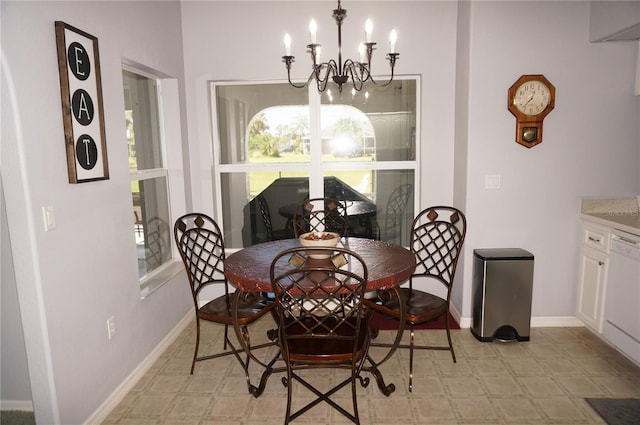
(370, 311), (460, 330)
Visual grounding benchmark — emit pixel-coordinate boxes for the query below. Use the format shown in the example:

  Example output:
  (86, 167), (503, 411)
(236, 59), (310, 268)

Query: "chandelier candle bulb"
(284, 33), (291, 56)
(309, 19), (317, 44)
(389, 29), (397, 53)
(365, 19), (373, 43)
(359, 43), (366, 62)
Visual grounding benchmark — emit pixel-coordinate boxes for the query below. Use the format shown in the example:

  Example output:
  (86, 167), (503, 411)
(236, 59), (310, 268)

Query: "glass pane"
(323, 169), (415, 245)
(250, 106), (311, 163)
(133, 177), (172, 278)
(220, 171), (309, 249)
(320, 104), (374, 162)
(370, 170), (415, 246)
(123, 70), (163, 171)
(320, 79), (417, 161)
(213, 78), (418, 249)
(216, 83), (309, 165)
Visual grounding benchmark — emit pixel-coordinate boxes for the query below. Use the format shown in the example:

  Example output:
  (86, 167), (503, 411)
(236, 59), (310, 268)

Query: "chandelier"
(282, 0), (399, 93)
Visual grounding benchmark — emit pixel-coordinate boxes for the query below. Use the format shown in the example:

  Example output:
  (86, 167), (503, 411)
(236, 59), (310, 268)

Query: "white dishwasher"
(603, 230), (640, 365)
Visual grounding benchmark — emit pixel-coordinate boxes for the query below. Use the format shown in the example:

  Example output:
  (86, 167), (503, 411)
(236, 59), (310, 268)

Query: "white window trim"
(210, 76), (421, 241)
(123, 59), (186, 298)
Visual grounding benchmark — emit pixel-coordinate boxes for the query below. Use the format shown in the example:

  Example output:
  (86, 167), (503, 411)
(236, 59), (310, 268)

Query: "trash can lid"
(473, 248), (534, 260)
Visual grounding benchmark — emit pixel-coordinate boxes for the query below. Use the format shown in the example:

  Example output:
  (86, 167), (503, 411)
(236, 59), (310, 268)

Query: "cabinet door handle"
(588, 236), (601, 243)
(598, 261), (604, 266)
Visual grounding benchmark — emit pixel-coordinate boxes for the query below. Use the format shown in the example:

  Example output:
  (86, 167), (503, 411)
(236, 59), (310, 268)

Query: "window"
(123, 68), (172, 280)
(212, 78), (418, 249)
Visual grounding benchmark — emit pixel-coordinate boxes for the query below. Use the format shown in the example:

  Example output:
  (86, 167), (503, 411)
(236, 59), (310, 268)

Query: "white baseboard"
(530, 316), (584, 328)
(83, 311), (192, 425)
(450, 305), (584, 330)
(0, 400), (34, 411)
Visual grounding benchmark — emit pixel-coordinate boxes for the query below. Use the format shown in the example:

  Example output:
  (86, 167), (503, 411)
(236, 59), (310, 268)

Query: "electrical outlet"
(107, 316), (116, 340)
(485, 174), (501, 189)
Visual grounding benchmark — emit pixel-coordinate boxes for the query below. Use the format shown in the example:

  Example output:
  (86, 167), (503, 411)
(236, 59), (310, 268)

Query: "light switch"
(43, 206), (56, 231)
(485, 174), (501, 189)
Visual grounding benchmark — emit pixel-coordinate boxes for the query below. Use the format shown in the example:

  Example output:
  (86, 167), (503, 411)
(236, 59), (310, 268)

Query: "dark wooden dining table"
(225, 237), (416, 397)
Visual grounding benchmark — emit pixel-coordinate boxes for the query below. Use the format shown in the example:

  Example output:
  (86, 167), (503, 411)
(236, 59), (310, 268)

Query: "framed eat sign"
(55, 21), (109, 183)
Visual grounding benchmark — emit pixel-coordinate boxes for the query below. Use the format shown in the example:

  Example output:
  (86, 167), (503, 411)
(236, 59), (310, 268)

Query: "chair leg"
(222, 323), (229, 350)
(409, 323), (415, 393)
(351, 367), (360, 425)
(191, 317), (201, 375)
(284, 368), (293, 425)
(446, 316), (457, 363)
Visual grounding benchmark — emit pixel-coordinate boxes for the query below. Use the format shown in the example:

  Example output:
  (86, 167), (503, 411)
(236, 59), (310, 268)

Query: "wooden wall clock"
(508, 74), (555, 148)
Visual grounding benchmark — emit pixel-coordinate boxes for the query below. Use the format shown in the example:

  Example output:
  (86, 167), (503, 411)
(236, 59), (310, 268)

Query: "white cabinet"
(577, 246), (608, 332)
(576, 223), (610, 332)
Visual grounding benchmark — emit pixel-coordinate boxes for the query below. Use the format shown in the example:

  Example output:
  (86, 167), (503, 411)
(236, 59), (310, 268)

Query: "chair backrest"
(269, 247), (368, 359)
(410, 206), (467, 290)
(383, 184), (413, 244)
(174, 213), (229, 307)
(255, 194), (274, 241)
(292, 197), (348, 237)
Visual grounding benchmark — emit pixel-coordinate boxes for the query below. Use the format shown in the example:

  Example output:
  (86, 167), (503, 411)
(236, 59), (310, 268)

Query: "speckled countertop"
(581, 197), (640, 236)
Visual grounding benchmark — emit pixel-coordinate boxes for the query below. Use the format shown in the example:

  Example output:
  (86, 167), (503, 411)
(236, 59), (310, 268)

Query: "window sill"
(140, 260), (184, 299)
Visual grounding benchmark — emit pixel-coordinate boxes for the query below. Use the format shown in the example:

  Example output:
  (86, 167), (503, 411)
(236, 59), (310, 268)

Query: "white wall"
(1, 1), (638, 424)
(181, 0), (639, 322)
(180, 1), (460, 217)
(462, 1), (640, 319)
(1, 185), (33, 408)
(1, 2), (192, 423)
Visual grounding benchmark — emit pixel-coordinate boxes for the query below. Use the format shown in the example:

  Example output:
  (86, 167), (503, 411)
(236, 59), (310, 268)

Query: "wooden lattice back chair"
(292, 197), (348, 237)
(270, 246), (371, 424)
(372, 206), (466, 392)
(173, 213), (273, 376)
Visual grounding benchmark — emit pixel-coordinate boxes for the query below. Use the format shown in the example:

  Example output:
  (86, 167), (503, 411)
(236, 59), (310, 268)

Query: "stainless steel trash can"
(471, 248), (534, 342)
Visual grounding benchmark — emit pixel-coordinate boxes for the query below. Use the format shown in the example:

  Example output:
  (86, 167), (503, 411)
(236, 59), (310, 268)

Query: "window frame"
(123, 61), (185, 297)
(210, 77), (421, 249)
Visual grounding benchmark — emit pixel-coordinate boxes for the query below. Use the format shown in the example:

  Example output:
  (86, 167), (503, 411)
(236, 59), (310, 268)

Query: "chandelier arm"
(341, 61), (362, 92)
(366, 53), (400, 87)
(321, 60), (339, 84)
(366, 74), (394, 88)
(317, 61), (337, 92)
(347, 65), (365, 92)
(317, 75), (330, 93)
(282, 56), (311, 89)
(344, 59), (369, 86)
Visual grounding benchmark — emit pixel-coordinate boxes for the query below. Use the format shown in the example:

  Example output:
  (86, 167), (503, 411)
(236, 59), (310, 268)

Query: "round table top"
(225, 238), (415, 293)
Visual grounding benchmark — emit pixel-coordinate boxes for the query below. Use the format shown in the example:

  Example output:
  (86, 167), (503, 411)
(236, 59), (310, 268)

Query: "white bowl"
(299, 232), (340, 259)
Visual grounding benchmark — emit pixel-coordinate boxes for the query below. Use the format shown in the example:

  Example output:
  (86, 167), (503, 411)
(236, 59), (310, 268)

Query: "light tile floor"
(101, 316), (640, 425)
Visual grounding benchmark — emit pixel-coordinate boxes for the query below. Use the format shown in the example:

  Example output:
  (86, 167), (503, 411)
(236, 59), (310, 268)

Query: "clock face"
(512, 80), (551, 116)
